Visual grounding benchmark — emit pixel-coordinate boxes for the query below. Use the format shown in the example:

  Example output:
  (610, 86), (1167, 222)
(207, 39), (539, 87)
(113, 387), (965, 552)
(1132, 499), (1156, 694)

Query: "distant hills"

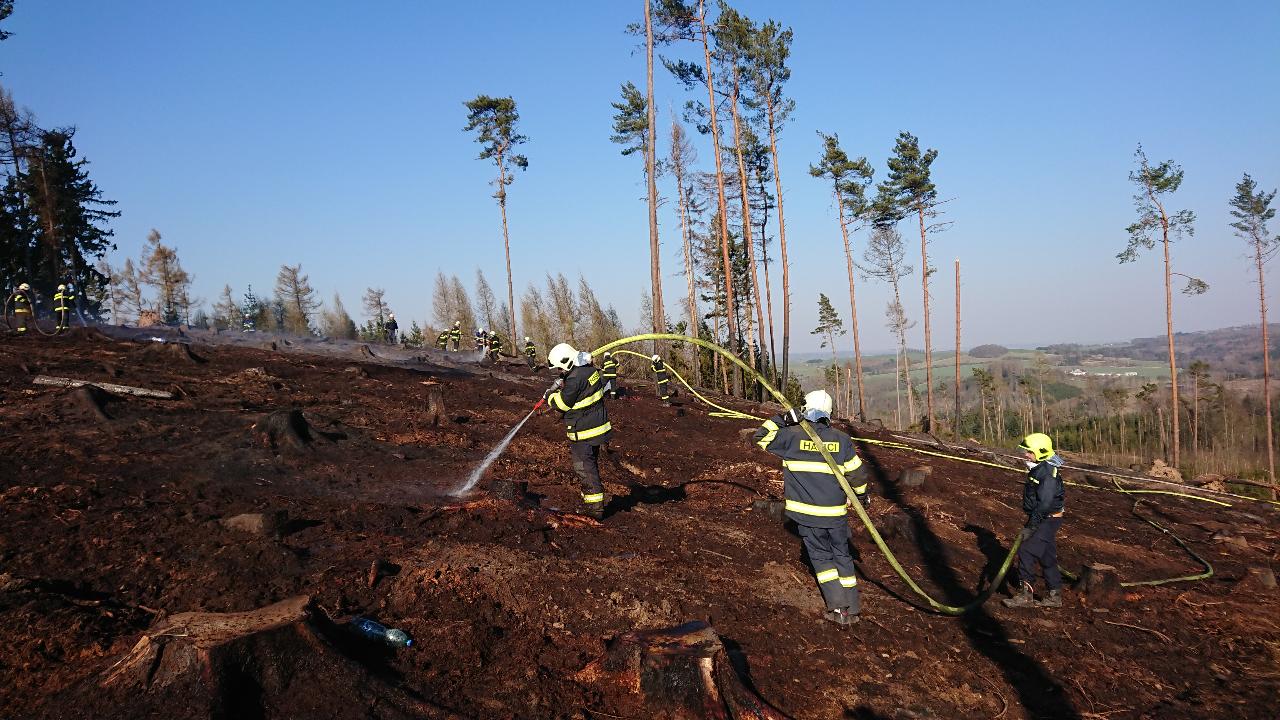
(1038, 324), (1280, 378)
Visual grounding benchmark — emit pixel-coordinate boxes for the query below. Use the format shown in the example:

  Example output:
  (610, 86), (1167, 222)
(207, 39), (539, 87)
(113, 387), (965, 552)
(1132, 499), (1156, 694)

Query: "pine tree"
(880, 131), (940, 430)
(463, 95), (527, 346)
(745, 17), (796, 395)
(810, 131), (874, 420)
(0, 1), (12, 41)
(118, 258), (147, 323)
(1119, 145), (1207, 470)
(812, 292), (845, 414)
(20, 128), (118, 312)
(1229, 173), (1277, 495)
(362, 287), (389, 329)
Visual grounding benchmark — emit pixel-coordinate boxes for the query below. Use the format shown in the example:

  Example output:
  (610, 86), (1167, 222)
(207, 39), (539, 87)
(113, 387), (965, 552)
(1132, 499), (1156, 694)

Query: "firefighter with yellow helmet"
(1003, 432), (1067, 609)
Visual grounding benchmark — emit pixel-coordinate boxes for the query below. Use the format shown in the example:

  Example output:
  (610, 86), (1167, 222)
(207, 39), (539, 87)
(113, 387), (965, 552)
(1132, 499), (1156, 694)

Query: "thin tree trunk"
(1151, 195), (1181, 470)
(698, 3), (740, 396)
(754, 165), (779, 382)
(496, 154), (518, 346)
(1192, 373), (1199, 455)
(728, 67), (762, 383)
(672, 126), (700, 386)
(766, 100), (792, 394)
(644, 1), (664, 345)
(833, 185), (866, 420)
(894, 349), (902, 429)
(954, 259), (961, 438)
(713, 311), (728, 393)
(1257, 242), (1277, 497)
(917, 205), (934, 430)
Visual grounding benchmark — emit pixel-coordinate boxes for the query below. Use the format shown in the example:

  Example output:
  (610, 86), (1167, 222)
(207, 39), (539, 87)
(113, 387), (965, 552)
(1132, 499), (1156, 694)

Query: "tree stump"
(72, 385), (114, 423)
(877, 511), (917, 544)
(220, 511), (288, 536)
(254, 409), (314, 451)
(751, 499), (785, 522)
(1075, 563), (1121, 606)
(897, 465), (932, 489)
(1242, 566), (1277, 592)
(575, 621), (788, 720)
(360, 344), (378, 359)
(487, 479), (529, 502)
(89, 596), (462, 719)
(425, 387), (446, 427)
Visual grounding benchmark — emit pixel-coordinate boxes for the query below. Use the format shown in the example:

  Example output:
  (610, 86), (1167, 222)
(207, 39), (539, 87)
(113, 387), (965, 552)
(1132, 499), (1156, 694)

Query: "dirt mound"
(1, 331), (1278, 719)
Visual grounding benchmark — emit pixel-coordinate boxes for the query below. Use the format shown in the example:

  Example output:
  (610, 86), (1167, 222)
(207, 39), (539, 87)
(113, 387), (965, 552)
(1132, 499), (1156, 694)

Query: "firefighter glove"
(1019, 526), (1035, 541)
(781, 408), (802, 426)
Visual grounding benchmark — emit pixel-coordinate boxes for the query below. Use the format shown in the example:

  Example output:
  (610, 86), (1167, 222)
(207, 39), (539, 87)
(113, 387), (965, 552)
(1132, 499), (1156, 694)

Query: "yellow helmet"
(1019, 433), (1055, 461)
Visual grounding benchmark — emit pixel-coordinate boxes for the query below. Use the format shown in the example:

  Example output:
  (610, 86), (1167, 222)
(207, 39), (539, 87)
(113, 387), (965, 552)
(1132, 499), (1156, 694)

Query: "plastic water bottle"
(349, 617), (412, 648)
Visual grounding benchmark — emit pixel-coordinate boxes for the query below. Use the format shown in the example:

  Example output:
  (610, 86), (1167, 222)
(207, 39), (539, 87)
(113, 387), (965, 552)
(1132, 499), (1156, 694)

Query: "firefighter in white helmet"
(543, 343), (612, 519)
(752, 389), (871, 625)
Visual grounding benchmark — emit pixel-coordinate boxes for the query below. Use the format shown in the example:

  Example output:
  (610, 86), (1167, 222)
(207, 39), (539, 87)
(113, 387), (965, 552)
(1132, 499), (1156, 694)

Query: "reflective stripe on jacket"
(752, 414), (867, 528)
(548, 364), (612, 443)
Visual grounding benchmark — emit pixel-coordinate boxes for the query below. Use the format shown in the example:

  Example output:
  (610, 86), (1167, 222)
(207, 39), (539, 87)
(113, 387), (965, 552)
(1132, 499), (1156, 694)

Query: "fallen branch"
(1103, 620), (1171, 644)
(34, 375), (173, 399)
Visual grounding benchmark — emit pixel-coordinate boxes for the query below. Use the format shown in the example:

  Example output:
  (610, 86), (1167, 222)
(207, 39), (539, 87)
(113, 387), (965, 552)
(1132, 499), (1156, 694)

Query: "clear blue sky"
(3, 1), (1277, 352)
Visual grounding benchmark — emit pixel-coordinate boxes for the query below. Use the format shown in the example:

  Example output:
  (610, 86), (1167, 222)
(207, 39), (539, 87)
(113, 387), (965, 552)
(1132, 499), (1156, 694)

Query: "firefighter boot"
(1001, 581), (1037, 609)
(1036, 588), (1063, 608)
(822, 608), (857, 626)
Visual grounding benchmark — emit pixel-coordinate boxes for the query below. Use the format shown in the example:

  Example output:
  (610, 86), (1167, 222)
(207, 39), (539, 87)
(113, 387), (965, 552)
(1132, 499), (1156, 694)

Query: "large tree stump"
(1075, 563), (1121, 606)
(85, 596), (461, 719)
(425, 386), (446, 427)
(360, 344), (378, 359)
(254, 409), (314, 451)
(576, 621), (789, 719)
(72, 385), (114, 423)
(897, 465), (932, 489)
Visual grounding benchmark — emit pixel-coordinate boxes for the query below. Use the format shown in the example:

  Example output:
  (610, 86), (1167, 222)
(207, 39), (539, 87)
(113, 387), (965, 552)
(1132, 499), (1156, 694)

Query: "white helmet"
(524, 336), (531, 342)
(548, 343), (577, 372)
(18, 282), (30, 291)
(651, 354), (662, 363)
(803, 390), (833, 415)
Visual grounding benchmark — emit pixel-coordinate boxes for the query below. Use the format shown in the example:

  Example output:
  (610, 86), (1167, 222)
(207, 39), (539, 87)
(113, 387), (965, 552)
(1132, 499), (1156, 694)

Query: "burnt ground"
(1, 328), (1278, 719)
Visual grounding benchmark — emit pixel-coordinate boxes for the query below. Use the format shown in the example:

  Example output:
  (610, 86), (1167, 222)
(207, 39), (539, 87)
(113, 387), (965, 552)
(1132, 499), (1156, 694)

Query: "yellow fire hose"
(595, 334), (1023, 615)
(592, 334), (1224, 611)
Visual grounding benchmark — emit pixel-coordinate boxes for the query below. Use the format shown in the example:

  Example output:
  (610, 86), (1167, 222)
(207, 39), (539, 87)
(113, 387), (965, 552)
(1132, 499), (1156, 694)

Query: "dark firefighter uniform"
(436, 330), (450, 350)
(1020, 448), (1065, 592)
(449, 323), (462, 351)
(54, 285), (74, 331)
(12, 288), (32, 334)
(547, 364), (612, 518)
(488, 332), (503, 361)
(474, 328), (487, 352)
(652, 356), (673, 402)
(384, 316), (398, 344)
(523, 340), (538, 371)
(601, 353), (619, 398)
(752, 413), (869, 616)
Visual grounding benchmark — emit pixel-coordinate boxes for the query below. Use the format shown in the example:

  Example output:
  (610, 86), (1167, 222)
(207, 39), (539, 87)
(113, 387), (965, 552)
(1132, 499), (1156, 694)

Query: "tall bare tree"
(1229, 172), (1277, 495)
(669, 117), (701, 385)
(474, 268), (498, 332)
(862, 224), (915, 428)
(463, 95), (527, 346)
(642, 0), (665, 339)
(744, 18), (795, 391)
(1119, 145), (1207, 470)
(810, 132), (874, 420)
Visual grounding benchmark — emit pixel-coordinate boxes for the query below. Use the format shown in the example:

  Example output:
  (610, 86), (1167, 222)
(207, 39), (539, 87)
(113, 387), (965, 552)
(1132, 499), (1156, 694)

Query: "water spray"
(451, 381), (560, 497)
